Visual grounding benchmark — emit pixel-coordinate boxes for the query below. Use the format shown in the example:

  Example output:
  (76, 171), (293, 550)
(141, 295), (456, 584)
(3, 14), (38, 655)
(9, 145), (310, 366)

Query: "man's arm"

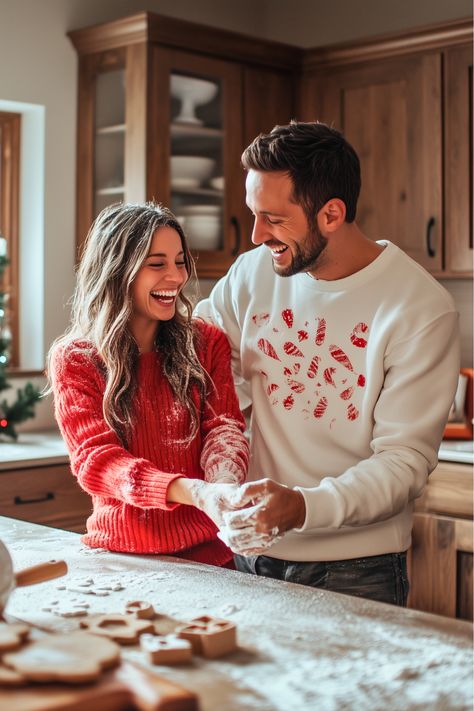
(195, 258), (252, 412)
(223, 309), (460, 551)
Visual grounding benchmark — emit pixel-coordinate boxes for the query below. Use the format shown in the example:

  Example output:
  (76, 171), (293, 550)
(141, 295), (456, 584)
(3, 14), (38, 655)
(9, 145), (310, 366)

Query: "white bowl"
(180, 204), (221, 216)
(171, 156), (216, 188)
(171, 75), (219, 125)
(185, 215), (221, 250)
(210, 176), (224, 191)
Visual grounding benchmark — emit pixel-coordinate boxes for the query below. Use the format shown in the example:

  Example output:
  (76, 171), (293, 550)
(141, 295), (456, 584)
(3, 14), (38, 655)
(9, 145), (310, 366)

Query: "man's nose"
(251, 216), (267, 246)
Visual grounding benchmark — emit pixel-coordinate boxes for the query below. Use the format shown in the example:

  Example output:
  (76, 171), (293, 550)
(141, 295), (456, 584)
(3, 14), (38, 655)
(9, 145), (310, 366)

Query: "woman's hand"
(167, 478), (241, 529)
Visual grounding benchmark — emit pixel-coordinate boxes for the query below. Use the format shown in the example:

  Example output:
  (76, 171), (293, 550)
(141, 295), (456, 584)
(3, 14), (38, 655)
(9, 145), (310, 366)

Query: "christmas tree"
(0, 235), (41, 440)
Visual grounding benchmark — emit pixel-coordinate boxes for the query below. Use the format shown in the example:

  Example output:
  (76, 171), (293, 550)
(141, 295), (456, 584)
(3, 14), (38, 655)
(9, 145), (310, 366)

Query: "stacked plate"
(171, 156), (216, 189)
(178, 205), (221, 250)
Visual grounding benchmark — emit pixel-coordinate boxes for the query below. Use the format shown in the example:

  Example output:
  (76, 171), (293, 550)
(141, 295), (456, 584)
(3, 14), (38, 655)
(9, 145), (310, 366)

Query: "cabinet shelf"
(171, 123), (222, 138)
(96, 124), (126, 135)
(96, 186), (125, 196)
(171, 185), (223, 197)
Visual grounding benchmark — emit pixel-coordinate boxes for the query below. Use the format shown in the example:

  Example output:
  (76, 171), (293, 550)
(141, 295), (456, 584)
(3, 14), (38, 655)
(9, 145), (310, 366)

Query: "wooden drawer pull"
(14, 492), (55, 505)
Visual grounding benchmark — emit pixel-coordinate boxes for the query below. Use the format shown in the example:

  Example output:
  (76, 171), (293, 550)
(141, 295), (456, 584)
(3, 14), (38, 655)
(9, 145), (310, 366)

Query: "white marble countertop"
(2, 517), (473, 711)
(0, 431), (68, 470)
(438, 439), (474, 465)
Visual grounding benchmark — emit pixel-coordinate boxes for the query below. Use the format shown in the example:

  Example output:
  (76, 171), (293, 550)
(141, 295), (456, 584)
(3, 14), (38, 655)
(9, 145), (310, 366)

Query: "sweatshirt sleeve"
(197, 325), (249, 484)
(51, 346), (180, 511)
(294, 310), (461, 532)
(194, 257), (252, 411)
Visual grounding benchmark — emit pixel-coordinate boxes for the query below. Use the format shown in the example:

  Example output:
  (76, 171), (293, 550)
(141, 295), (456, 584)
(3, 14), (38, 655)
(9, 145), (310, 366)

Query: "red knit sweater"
(51, 321), (249, 567)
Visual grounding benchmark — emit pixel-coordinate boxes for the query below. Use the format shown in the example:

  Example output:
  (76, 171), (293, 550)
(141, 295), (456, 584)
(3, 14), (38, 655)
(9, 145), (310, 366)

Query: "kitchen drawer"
(415, 462), (473, 519)
(0, 464), (92, 533)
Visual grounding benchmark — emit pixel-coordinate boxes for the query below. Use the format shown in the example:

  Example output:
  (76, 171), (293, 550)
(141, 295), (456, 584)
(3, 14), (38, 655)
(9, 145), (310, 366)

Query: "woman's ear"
(317, 198), (346, 233)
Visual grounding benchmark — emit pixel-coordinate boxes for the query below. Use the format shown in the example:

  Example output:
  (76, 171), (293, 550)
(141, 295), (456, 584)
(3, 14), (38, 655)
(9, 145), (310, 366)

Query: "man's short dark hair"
(241, 121), (361, 223)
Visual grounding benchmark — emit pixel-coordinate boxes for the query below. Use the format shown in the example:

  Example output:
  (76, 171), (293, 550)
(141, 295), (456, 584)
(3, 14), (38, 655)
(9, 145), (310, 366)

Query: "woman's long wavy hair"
(47, 201), (209, 444)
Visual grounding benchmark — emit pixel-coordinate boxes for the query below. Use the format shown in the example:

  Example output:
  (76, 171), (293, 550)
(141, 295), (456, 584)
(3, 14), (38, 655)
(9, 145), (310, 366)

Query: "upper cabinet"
(69, 15), (472, 280)
(444, 44), (473, 275)
(69, 13), (298, 278)
(298, 19), (473, 277)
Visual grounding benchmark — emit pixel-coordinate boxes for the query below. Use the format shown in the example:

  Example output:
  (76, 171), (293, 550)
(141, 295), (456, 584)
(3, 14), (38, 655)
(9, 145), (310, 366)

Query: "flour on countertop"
(3, 524), (473, 711)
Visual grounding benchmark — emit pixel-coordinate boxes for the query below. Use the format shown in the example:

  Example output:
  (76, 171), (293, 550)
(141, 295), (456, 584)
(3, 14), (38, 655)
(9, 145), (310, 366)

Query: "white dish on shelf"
(171, 178), (201, 190)
(171, 75), (219, 125)
(185, 214), (221, 250)
(180, 204), (221, 216)
(171, 156), (216, 188)
(210, 176), (224, 191)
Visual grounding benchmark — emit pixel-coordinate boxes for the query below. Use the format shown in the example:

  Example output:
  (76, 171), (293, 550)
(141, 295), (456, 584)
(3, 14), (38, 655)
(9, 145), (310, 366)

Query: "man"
(195, 121), (460, 605)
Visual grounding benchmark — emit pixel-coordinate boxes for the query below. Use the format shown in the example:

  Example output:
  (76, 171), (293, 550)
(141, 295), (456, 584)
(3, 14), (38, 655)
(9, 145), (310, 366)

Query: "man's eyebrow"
(246, 206), (286, 217)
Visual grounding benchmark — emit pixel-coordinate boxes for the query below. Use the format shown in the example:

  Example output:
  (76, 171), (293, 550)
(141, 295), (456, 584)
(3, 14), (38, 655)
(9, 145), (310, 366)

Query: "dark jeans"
(234, 552), (409, 606)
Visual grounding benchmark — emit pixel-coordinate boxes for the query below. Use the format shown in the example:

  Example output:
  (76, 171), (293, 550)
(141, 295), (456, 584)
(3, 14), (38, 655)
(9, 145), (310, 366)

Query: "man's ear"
(317, 199), (346, 233)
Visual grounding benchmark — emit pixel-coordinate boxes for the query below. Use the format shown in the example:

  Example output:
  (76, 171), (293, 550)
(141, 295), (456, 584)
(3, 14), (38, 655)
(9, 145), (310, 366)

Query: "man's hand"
(188, 480), (241, 529)
(218, 479), (306, 555)
(230, 478), (306, 534)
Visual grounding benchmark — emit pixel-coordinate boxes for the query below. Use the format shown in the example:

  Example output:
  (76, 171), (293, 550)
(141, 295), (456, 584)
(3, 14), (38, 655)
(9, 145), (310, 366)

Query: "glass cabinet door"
(170, 72), (224, 253)
(151, 48), (245, 278)
(94, 68), (126, 217)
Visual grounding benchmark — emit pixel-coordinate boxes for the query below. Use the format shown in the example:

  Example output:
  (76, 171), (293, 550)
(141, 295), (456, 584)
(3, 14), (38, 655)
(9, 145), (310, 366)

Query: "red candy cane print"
(297, 330), (309, 342)
(313, 397), (328, 419)
(329, 345), (354, 372)
(252, 312), (270, 327)
(282, 309), (294, 329)
(350, 322), (369, 348)
(258, 338), (280, 361)
(283, 394), (295, 410)
(284, 342), (304, 357)
(267, 383), (279, 396)
(357, 374), (366, 387)
(315, 318), (326, 346)
(340, 386), (354, 401)
(307, 355), (320, 379)
(287, 379), (305, 394)
(323, 367), (337, 387)
(347, 403), (359, 420)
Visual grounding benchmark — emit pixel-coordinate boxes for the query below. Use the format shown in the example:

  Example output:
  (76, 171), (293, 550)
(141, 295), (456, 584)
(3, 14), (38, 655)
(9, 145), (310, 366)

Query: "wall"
(260, 0), (472, 47)
(0, 0), (472, 433)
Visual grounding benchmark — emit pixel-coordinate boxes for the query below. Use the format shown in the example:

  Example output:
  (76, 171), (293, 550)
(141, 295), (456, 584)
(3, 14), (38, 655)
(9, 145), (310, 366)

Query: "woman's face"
(130, 226), (188, 329)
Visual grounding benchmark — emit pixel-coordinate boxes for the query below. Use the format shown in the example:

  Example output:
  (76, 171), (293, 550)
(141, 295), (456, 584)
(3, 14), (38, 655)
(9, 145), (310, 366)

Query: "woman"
(48, 202), (249, 567)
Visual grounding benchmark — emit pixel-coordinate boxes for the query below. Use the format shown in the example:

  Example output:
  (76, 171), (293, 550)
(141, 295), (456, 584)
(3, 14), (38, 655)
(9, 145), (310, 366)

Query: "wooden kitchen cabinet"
(69, 13), (298, 278)
(299, 19), (473, 278)
(408, 461), (473, 621)
(444, 43), (473, 275)
(0, 464), (91, 534)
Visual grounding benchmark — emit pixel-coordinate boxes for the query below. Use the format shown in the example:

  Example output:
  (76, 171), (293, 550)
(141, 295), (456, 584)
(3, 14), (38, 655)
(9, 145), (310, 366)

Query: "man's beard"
(273, 224), (328, 278)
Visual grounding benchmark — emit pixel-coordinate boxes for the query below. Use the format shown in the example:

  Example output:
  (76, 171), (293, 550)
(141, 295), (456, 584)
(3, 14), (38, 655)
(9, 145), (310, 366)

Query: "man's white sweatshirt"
(195, 241), (460, 561)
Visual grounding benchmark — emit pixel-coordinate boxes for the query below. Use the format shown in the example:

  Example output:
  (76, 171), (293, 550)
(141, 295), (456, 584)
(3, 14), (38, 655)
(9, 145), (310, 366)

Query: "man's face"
(245, 169), (327, 277)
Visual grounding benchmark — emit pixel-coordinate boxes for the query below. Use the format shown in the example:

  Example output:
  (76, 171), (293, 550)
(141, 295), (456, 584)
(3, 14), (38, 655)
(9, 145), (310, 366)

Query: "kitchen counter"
(2, 517), (473, 711)
(0, 431), (68, 470)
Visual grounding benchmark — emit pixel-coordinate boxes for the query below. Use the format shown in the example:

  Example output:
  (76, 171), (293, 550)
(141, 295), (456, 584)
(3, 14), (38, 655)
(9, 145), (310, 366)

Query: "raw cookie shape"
(2, 630), (120, 684)
(176, 615), (237, 658)
(0, 622), (30, 652)
(125, 600), (155, 619)
(0, 663), (27, 687)
(140, 633), (192, 665)
(80, 613), (154, 644)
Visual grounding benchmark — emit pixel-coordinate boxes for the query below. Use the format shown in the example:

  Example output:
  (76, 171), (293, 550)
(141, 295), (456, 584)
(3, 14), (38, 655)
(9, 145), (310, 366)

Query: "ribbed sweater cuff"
(205, 461), (245, 484)
(293, 483), (343, 532)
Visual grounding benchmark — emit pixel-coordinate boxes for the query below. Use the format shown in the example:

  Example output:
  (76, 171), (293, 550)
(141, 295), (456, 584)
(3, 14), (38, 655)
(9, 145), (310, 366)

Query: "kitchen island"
(1, 516), (473, 711)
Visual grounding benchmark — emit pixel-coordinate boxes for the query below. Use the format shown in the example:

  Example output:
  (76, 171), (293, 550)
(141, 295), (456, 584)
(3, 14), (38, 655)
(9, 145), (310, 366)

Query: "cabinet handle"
(426, 217), (436, 258)
(14, 492), (55, 505)
(230, 216), (241, 257)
